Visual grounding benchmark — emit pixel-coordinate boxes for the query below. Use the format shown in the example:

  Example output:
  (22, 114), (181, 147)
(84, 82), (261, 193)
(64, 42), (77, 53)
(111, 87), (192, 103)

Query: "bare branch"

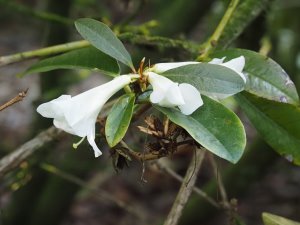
(0, 97), (122, 178)
(0, 35), (198, 67)
(163, 148), (205, 225)
(41, 163), (146, 221)
(0, 126), (62, 177)
(0, 88), (28, 112)
(208, 154), (230, 209)
(154, 160), (220, 209)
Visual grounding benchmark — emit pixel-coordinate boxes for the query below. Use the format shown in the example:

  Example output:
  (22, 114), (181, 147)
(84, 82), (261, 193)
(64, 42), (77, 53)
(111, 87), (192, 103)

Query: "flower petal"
(209, 56), (246, 83)
(158, 83), (185, 107)
(87, 128), (102, 157)
(221, 56), (246, 82)
(151, 61), (199, 73)
(63, 75), (131, 129)
(37, 95), (71, 118)
(222, 56), (245, 73)
(178, 83), (203, 115)
(209, 57), (225, 65)
(147, 72), (185, 107)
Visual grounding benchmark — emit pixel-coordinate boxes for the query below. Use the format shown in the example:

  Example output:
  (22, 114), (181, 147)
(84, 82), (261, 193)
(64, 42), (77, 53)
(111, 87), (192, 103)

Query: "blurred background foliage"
(0, 0), (299, 225)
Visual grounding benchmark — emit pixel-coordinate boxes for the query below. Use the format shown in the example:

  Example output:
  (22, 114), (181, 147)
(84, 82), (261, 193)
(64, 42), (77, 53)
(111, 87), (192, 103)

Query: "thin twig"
(259, 36), (272, 56)
(0, 99), (115, 178)
(163, 148), (205, 225)
(120, 140), (193, 162)
(41, 163), (146, 221)
(0, 126), (62, 177)
(198, 0), (240, 60)
(0, 0), (72, 25)
(0, 88), (28, 112)
(0, 41), (90, 67)
(208, 154), (230, 209)
(154, 160), (220, 209)
(0, 34), (199, 67)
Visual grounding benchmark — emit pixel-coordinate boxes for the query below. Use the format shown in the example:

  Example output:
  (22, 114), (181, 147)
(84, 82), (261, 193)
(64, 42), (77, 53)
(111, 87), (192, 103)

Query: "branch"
(0, 126), (62, 177)
(0, 97), (119, 178)
(208, 154), (230, 209)
(154, 160), (220, 209)
(0, 0), (72, 25)
(0, 41), (90, 67)
(0, 34), (199, 67)
(120, 140), (194, 162)
(198, 0), (239, 60)
(0, 88), (28, 112)
(163, 148), (205, 225)
(41, 163), (146, 221)
(218, 0), (272, 49)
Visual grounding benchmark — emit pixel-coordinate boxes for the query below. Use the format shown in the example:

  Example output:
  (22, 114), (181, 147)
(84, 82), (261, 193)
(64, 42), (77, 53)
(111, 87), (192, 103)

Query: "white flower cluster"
(37, 57), (245, 157)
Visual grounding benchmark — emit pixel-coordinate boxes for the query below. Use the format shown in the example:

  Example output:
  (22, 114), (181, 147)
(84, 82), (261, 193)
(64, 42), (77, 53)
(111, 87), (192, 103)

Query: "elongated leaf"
(212, 49), (299, 104)
(75, 18), (134, 69)
(162, 63), (245, 99)
(262, 212), (300, 225)
(105, 94), (135, 147)
(155, 96), (246, 163)
(236, 92), (300, 165)
(22, 47), (120, 76)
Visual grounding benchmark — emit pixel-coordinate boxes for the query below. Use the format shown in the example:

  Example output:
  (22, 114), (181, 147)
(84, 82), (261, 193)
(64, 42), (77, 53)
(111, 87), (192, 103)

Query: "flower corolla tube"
(150, 56), (246, 82)
(37, 75), (132, 157)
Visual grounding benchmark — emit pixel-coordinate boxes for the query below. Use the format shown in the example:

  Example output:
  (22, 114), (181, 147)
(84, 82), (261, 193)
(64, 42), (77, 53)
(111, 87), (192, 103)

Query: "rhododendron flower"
(37, 75), (133, 157)
(146, 72), (203, 115)
(209, 56), (246, 82)
(149, 56), (246, 82)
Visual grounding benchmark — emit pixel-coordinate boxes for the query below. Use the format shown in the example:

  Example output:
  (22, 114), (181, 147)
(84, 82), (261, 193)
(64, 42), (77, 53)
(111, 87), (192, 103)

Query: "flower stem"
(124, 85), (132, 94)
(197, 0), (239, 61)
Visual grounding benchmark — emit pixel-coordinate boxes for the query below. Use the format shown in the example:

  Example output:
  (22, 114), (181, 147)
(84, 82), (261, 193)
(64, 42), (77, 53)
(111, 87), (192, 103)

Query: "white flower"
(149, 56), (246, 83)
(149, 61), (199, 74)
(37, 75), (132, 157)
(146, 72), (203, 115)
(209, 56), (246, 83)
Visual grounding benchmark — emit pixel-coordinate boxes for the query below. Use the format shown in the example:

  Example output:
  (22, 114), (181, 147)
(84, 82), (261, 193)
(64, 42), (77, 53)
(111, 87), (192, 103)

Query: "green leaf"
(236, 92), (300, 165)
(75, 18), (134, 69)
(105, 94), (135, 147)
(262, 212), (300, 225)
(162, 63), (245, 99)
(22, 47), (120, 76)
(155, 96), (246, 163)
(211, 49), (299, 104)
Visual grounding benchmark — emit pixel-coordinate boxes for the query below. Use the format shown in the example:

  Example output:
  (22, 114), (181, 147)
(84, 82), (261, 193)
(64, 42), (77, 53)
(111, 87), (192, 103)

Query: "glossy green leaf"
(162, 63), (245, 99)
(155, 96), (246, 163)
(236, 92), (300, 165)
(22, 47), (120, 76)
(262, 212), (300, 225)
(105, 94), (135, 147)
(212, 49), (299, 104)
(75, 18), (134, 69)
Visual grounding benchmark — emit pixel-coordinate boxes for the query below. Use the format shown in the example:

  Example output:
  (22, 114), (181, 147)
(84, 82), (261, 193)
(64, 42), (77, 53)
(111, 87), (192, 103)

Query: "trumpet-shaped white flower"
(37, 75), (132, 157)
(146, 72), (203, 115)
(149, 56), (246, 83)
